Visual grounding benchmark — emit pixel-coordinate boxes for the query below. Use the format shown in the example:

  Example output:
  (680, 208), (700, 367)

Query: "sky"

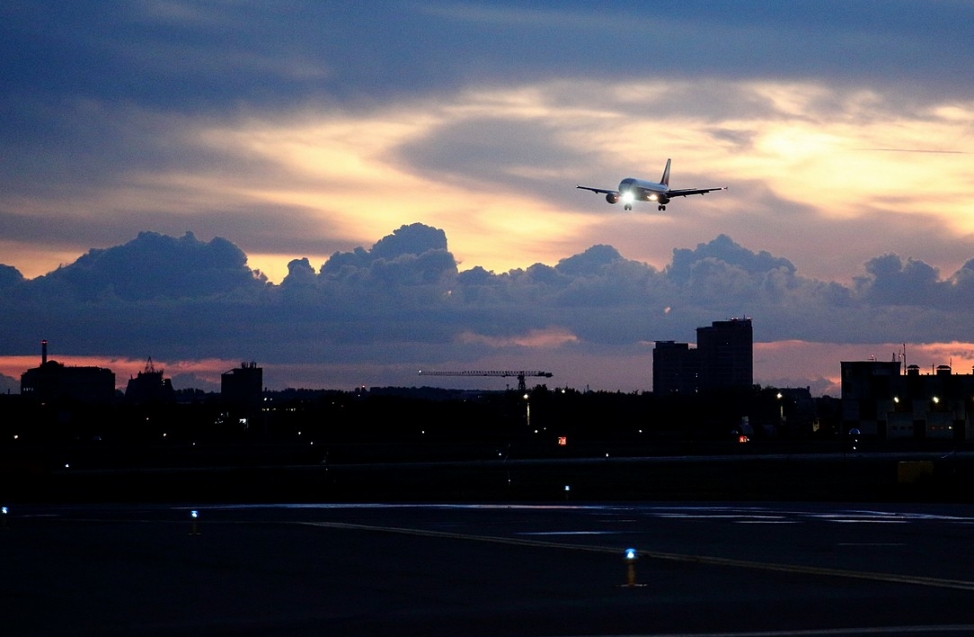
(2, 1), (974, 395)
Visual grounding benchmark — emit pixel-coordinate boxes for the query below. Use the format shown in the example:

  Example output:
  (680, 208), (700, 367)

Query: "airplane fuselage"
(618, 178), (670, 205)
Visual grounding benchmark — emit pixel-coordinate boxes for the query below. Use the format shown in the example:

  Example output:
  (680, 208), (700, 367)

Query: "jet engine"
(606, 193), (619, 204)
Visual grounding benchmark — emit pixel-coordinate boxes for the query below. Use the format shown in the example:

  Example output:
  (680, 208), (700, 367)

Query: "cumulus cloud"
(3, 223), (974, 386)
(27, 231), (266, 302)
(0, 265), (24, 289)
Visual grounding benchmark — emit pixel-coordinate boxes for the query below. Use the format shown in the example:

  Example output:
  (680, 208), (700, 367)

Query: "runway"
(5, 502), (974, 636)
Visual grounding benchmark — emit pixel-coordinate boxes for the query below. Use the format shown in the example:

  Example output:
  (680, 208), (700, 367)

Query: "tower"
(652, 341), (699, 395)
(696, 318), (753, 392)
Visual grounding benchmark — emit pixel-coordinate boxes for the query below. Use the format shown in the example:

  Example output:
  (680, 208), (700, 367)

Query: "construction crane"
(418, 370), (553, 392)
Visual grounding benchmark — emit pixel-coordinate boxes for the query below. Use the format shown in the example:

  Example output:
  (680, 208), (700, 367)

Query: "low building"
(841, 360), (974, 440)
(222, 361), (263, 409)
(125, 358), (175, 404)
(20, 340), (115, 405)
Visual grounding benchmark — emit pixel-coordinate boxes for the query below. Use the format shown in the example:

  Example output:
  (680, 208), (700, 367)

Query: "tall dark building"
(652, 341), (699, 395)
(222, 361), (263, 409)
(654, 318), (753, 395)
(696, 318), (753, 391)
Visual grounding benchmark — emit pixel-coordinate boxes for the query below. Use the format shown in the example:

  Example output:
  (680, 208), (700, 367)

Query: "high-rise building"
(653, 318), (753, 394)
(652, 341), (699, 395)
(696, 318), (753, 391)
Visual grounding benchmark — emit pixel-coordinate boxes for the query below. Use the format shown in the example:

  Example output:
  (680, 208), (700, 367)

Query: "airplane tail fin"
(660, 158), (671, 187)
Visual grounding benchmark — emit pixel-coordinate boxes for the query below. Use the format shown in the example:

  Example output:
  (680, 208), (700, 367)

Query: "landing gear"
(658, 204), (666, 211)
(624, 204), (632, 211)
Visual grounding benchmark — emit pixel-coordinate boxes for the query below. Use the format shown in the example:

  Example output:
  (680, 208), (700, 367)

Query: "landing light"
(621, 191), (635, 204)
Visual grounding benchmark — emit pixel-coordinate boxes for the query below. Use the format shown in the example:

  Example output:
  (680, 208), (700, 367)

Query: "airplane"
(576, 159), (727, 211)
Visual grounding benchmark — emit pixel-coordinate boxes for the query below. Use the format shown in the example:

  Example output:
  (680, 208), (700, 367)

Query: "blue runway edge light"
(624, 548), (638, 561)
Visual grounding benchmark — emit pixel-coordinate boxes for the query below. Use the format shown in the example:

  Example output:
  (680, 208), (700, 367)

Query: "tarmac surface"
(5, 501), (974, 636)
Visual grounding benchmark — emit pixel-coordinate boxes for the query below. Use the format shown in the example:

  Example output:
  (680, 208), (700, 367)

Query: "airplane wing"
(576, 185), (618, 195)
(666, 186), (728, 198)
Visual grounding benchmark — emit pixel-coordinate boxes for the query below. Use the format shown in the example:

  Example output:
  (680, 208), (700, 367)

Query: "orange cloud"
(4, 79), (973, 287)
(457, 327), (579, 349)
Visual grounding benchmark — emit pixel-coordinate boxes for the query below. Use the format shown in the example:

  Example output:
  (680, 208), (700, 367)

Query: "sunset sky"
(2, 1), (974, 394)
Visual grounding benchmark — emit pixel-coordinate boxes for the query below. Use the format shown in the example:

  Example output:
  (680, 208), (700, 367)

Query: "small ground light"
(1, 506), (8, 530)
(189, 510), (200, 536)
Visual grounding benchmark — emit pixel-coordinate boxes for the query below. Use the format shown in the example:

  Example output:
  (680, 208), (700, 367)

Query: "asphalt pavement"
(5, 502), (974, 636)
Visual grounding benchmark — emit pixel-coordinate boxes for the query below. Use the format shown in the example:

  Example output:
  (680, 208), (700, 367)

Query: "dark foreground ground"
(3, 445), (974, 504)
(5, 501), (974, 637)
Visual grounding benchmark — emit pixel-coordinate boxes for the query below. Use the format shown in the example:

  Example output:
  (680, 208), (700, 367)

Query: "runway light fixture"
(621, 548), (645, 588)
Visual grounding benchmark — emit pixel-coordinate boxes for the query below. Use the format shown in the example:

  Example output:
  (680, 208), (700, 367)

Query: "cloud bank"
(3, 224), (974, 392)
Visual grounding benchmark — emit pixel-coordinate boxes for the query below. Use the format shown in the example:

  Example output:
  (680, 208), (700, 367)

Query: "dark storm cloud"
(4, 1), (971, 123)
(3, 1), (974, 382)
(25, 231), (266, 303)
(0, 265), (25, 289)
(7, 223), (974, 370)
(417, 2), (974, 101)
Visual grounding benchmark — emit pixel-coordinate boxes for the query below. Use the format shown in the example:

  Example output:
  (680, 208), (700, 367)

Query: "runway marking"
(555, 625), (974, 636)
(518, 531), (624, 536)
(837, 543), (906, 547)
(302, 521), (974, 593)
